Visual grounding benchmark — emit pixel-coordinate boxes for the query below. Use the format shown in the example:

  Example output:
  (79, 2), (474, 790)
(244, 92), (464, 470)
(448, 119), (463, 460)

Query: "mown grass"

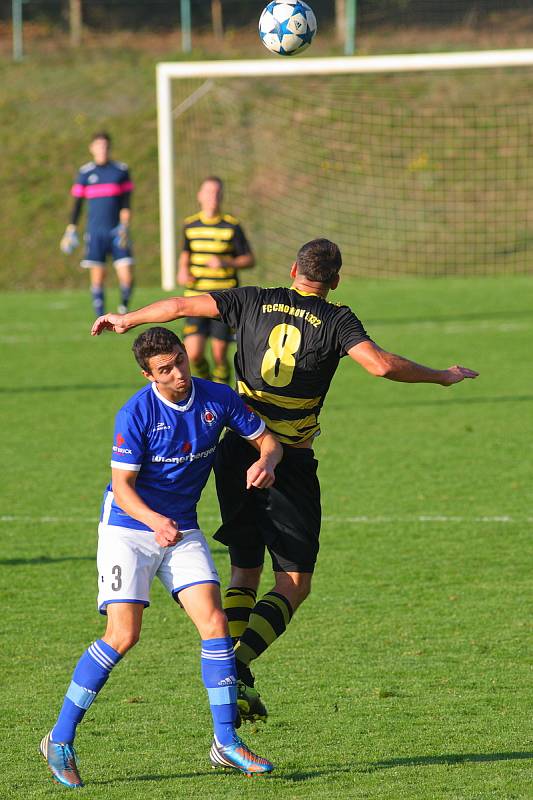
(0, 277), (531, 798)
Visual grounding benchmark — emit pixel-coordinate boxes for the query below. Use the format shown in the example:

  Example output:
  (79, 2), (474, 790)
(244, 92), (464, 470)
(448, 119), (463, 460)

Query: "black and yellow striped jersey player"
(93, 238), (478, 726)
(178, 176), (254, 384)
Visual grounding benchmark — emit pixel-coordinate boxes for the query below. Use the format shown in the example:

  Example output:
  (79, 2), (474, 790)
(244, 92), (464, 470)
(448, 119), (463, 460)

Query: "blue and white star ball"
(259, 1), (317, 56)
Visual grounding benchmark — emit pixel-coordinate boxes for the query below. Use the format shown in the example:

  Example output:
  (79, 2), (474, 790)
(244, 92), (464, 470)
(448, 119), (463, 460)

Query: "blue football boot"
(209, 735), (274, 776)
(40, 731), (84, 788)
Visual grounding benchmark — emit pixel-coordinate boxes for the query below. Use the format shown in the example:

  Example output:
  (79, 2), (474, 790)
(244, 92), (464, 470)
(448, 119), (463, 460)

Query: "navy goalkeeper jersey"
(71, 160), (133, 230)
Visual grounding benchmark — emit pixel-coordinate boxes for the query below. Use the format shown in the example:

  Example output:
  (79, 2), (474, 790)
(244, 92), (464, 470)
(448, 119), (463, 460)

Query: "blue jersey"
(72, 160), (134, 230)
(100, 378), (265, 532)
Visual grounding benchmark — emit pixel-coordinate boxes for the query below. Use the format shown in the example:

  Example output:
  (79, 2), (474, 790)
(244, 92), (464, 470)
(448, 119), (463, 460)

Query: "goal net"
(157, 52), (533, 288)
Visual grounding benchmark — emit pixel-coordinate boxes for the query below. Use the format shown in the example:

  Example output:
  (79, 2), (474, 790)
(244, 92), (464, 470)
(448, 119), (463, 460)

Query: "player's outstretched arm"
(91, 294), (220, 336)
(111, 469), (181, 547)
(246, 431), (283, 489)
(347, 341), (479, 386)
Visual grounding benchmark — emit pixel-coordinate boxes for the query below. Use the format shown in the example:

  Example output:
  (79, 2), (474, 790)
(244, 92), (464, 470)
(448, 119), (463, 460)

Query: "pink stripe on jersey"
(71, 184), (86, 197)
(84, 183), (125, 199)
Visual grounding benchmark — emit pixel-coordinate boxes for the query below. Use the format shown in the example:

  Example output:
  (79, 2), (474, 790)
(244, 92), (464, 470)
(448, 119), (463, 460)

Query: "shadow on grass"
(279, 750), (533, 781)
(365, 751), (533, 770)
(0, 382), (138, 394)
(0, 555), (94, 566)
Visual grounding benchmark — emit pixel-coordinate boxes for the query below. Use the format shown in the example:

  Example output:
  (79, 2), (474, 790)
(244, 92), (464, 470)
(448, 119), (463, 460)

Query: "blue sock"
(201, 637), (238, 746)
(51, 639), (122, 744)
(91, 287), (105, 317)
(119, 283), (133, 308)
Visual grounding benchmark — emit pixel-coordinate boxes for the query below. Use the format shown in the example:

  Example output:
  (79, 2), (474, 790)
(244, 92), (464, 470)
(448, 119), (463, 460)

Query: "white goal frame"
(157, 49), (533, 290)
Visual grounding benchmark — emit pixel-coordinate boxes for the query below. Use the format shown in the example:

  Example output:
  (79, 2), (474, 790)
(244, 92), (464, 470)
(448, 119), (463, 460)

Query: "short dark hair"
(132, 327), (184, 372)
(91, 131), (112, 144)
(296, 238), (342, 285)
(201, 175), (223, 189)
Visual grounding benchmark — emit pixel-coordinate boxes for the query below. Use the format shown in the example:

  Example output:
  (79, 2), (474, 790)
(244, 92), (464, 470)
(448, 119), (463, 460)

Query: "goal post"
(157, 49), (533, 290)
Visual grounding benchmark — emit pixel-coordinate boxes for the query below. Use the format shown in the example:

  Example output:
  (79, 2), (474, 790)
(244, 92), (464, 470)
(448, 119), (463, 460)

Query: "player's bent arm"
(177, 251), (191, 287)
(245, 430), (283, 489)
(231, 252), (255, 270)
(347, 341), (479, 386)
(91, 294), (220, 336)
(111, 469), (181, 547)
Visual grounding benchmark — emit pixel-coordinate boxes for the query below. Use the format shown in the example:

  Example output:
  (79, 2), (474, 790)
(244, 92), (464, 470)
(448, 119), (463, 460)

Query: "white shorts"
(97, 523), (220, 614)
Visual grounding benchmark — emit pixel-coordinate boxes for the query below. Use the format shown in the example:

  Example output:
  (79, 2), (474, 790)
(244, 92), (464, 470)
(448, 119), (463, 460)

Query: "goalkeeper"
(60, 131), (134, 318)
(91, 238), (479, 725)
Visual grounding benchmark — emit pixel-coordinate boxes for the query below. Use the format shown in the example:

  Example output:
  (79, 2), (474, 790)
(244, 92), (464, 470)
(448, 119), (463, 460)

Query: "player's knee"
(202, 607), (230, 639)
(104, 628), (141, 654)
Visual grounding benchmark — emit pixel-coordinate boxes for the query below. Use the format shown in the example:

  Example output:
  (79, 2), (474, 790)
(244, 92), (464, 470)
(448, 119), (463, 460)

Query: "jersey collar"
(151, 380), (195, 412)
(199, 211), (222, 225)
(290, 286), (323, 298)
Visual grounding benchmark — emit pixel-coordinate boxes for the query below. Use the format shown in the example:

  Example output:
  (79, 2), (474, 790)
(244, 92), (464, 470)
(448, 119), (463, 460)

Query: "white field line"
(1, 514), (532, 526)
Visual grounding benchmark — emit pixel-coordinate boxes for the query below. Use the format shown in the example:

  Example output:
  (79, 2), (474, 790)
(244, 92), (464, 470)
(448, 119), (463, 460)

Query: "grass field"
(1, 277), (532, 799)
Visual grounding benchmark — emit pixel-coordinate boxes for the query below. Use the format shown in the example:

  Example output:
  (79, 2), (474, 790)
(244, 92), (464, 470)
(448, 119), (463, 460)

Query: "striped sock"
(191, 356), (211, 380)
(235, 592), (293, 671)
(212, 361), (230, 384)
(201, 637), (238, 746)
(119, 283), (133, 309)
(223, 587), (257, 646)
(90, 287), (105, 317)
(51, 639), (122, 744)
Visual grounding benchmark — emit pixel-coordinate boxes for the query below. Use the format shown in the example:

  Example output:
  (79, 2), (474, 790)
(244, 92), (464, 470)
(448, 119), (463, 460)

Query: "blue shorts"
(81, 227), (134, 269)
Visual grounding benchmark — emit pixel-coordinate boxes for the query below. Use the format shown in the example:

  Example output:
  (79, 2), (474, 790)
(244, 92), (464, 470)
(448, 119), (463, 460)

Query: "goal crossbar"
(157, 49), (533, 289)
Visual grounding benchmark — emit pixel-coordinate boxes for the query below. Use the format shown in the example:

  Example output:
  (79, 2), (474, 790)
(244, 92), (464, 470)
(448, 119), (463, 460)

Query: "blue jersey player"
(60, 132), (135, 318)
(40, 327), (282, 788)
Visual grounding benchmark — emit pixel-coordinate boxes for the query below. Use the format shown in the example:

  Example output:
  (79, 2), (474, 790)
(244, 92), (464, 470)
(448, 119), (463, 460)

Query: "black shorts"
(213, 430), (321, 573)
(183, 316), (234, 343)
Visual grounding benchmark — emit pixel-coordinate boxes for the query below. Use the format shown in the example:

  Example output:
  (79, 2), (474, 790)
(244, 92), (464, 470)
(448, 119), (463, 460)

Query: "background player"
(178, 176), (255, 383)
(60, 132), (134, 318)
(91, 239), (479, 725)
(40, 327), (281, 788)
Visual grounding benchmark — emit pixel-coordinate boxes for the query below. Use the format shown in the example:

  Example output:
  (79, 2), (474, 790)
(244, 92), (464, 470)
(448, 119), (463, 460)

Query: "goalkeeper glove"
(60, 225), (79, 255)
(112, 223), (130, 250)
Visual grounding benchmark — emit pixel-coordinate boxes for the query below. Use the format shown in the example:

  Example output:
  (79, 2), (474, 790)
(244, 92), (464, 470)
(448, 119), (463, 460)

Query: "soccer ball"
(259, 1), (317, 56)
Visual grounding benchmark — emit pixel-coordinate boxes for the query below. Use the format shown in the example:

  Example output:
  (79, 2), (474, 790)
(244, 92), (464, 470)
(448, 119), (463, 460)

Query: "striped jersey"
(71, 160), (134, 229)
(210, 285), (370, 445)
(181, 212), (251, 295)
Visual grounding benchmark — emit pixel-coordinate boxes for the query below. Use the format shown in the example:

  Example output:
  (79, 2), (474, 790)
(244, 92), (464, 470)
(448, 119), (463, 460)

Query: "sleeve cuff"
(111, 460), (141, 472)
(242, 418), (266, 441)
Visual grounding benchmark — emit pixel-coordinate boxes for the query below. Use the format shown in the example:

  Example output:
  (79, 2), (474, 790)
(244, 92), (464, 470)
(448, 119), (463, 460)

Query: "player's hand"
(206, 256), (225, 269)
(91, 313), (129, 336)
(153, 518), (182, 547)
(440, 365), (479, 386)
(112, 223), (130, 250)
(60, 225), (79, 255)
(177, 265), (192, 287)
(246, 459), (276, 490)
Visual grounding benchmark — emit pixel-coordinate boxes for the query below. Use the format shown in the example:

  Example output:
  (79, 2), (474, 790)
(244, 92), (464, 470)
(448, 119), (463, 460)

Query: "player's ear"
(142, 369), (155, 383)
(290, 262), (298, 278)
(330, 274), (340, 290)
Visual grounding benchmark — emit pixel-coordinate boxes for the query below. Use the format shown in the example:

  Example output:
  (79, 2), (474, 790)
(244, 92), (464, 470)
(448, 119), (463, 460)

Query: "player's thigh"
(213, 431), (266, 552)
(264, 448), (322, 574)
(81, 228), (107, 269)
(97, 523), (163, 615)
(89, 264), (106, 288)
(177, 581), (229, 639)
(156, 529), (220, 602)
(103, 602), (145, 653)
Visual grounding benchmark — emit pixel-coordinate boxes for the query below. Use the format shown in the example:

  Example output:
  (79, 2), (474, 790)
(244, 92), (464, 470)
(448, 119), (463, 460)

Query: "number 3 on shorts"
(111, 564), (122, 591)
(261, 323), (301, 388)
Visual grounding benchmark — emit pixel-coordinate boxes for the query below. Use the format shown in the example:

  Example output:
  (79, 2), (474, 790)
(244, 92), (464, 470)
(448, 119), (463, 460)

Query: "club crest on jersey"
(88, 174), (99, 183)
(202, 409), (216, 425)
(116, 433), (125, 446)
